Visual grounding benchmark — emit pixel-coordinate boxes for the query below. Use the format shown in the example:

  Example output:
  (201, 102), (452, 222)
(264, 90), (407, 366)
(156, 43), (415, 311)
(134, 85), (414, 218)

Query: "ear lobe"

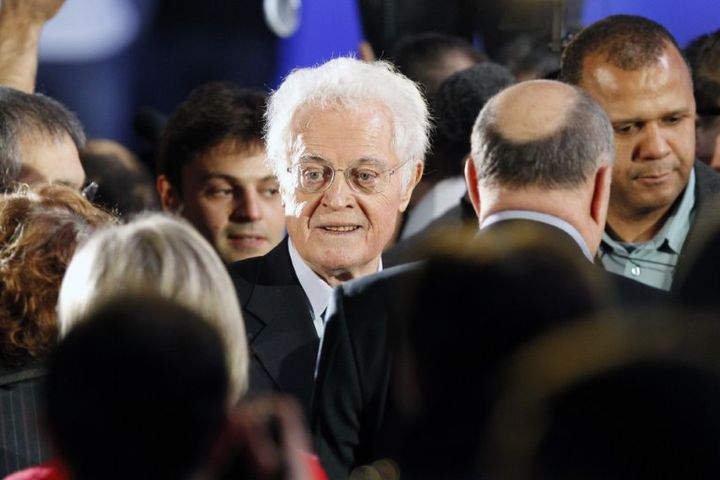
(590, 164), (612, 228)
(464, 157), (481, 218)
(156, 175), (182, 213)
(398, 160), (424, 212)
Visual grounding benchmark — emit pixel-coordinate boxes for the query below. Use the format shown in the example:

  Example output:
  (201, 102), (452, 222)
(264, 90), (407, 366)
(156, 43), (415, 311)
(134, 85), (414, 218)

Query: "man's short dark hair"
(157, 82), (267, 192)
(471, 87), (613, 189)
(44, 294), (228, 480)
(0, 87), (86, 190)
(559, 15), (682, 85)
(430, 62), (515, 180)
(391, 32), (487, 98)
(686, 29), (720, 113)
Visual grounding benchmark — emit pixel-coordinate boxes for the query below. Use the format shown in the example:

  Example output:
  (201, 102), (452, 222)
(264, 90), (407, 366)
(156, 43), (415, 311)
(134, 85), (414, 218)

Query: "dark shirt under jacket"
(313, 221), (666, 479)
(227, 237), (318, 420)
(0, 362), (50, 477)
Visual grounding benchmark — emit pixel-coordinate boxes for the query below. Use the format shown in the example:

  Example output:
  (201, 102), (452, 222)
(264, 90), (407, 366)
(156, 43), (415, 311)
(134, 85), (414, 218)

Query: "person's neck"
(605, 204), (673, 243)
(315, 259), (380, 288)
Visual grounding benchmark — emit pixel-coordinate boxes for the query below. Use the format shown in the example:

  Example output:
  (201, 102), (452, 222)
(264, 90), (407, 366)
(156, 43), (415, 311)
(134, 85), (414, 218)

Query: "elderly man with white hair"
(227, 57), (429, 418)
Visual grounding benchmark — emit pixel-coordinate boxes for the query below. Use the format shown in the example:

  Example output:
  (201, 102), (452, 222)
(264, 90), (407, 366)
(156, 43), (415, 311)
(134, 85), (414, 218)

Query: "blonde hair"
(58, 212), (248, 401)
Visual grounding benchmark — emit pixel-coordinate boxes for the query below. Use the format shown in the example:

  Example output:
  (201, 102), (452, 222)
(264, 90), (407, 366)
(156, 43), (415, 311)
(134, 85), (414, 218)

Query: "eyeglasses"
(80, 181), (98, 202)
(287, 159), (410, 195)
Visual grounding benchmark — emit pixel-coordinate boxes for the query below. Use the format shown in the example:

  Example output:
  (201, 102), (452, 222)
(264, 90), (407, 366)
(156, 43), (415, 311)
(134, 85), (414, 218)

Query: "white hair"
(57, 212), (248, 402)
(265, 57), (430, 192)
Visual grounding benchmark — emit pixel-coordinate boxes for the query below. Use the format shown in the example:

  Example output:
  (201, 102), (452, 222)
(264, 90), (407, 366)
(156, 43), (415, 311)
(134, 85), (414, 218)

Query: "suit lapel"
(242, 240), (319, 410)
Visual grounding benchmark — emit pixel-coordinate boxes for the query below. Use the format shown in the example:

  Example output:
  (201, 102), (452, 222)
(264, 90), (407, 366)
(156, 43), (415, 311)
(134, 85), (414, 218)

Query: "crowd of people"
(2, 1), (720, 479)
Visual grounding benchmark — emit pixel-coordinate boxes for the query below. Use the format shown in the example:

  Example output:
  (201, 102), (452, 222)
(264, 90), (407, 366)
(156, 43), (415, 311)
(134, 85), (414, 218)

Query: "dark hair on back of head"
(391, 32), (487, 97)
(430, 63), (515, 180)
(686, 29), (720, 112)
(45, 294), (229, 480)
(157, 82), (267, 192)
(560, 15), (682, 85)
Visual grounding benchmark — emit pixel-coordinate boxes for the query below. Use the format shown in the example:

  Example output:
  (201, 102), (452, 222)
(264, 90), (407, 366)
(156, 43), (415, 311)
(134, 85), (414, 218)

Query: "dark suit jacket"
(0, 363), (50, 477)
(313, 220), (666, 479)
(227, 237), (318, 418)
(672, 161), (720, 284)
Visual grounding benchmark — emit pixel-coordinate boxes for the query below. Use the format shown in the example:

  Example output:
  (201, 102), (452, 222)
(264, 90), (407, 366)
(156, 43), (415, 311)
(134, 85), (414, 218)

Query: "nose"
(321, 171), (354, 209)
(231, 189), (263, 222)
(637, 122), (671, 160)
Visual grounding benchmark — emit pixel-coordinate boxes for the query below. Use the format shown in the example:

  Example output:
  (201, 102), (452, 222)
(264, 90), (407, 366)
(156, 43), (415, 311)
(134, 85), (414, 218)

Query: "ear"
(156, 174), (182, 213)
(464, 157), (481, 219)
(590, 164), (612, 229)
(398, 160), (424, 213)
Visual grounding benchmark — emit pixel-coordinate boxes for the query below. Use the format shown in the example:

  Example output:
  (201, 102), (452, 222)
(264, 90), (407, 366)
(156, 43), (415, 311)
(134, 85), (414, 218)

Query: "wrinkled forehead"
(287, 100), (397, 161)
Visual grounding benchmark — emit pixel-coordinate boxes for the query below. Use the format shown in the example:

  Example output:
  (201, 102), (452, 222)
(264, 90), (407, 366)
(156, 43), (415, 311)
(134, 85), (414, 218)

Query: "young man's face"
(163, 140), (286, 263)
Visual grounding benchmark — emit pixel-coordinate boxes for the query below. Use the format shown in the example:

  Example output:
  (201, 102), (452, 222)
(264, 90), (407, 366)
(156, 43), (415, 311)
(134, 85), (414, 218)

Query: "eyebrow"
(201, 172), (278, 184)
(297, 154), (387, 165)
(612, 108), (693, 125)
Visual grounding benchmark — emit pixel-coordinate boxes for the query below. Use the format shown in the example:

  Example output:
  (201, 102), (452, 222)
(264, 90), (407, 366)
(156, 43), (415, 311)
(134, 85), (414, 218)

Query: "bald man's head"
(470, 80), (614, 190)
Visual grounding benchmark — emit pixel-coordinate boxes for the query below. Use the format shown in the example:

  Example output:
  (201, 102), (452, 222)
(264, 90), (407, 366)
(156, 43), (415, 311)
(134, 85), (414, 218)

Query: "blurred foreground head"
(484, 311), (720, 480)
(389, 223), (610, 477)
(45, 295), (229, 480)
(0, 184), (115, 367)
(58, 212), (248, 401)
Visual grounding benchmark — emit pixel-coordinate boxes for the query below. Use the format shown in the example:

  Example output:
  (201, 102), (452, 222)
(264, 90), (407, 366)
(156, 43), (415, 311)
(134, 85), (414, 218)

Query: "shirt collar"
(658, 167), (696, 253)
(601, 168), (696, 254)
(288, 239), (334, 318)
(481, 210), (594, 262)
(287, 239), (384, 317)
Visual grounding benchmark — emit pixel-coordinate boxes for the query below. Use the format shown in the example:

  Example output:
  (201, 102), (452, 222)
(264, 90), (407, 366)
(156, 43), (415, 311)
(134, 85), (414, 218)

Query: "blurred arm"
(0, 0), (65, 92)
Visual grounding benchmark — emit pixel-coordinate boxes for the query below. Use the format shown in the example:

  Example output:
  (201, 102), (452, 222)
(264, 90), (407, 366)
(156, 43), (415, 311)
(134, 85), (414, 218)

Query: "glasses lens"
(81, 181), (99, 201)
(348, 165), (384, 194)
(298, 163), (332, 193)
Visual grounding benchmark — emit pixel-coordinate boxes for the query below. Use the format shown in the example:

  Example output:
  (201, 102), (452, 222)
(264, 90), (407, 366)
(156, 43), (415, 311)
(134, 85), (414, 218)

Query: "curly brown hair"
(0, 184), (116, 367)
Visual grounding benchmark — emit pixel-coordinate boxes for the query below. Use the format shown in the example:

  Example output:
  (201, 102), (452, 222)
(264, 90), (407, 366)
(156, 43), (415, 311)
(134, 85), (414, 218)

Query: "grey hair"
(0, 87), (86, 190)
(470, 86), (614, 189)
(265, 57), (430, 191)
(57, 212), (248, 402)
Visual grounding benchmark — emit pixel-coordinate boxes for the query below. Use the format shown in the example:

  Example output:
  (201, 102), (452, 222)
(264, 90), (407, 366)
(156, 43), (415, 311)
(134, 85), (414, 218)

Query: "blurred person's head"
(560, 15), (695, 242)
(80, 139), (160, 217)
(391, 224), (608, 477)
(495, 34), (561, 81)
(430, 62), (515, 181)
(467, 80), (615, 255)
(686, 29), (720, 170)
(391, 32), (487, 102)
(45, 295), (229, 480)
(265, 57), (429, 286)
(0, 184), (115, 368)
(58, 212), (248, 401)
(0, 86), (86, 191)
(484, 312), (720, 480)
(156, 83), (285, 263)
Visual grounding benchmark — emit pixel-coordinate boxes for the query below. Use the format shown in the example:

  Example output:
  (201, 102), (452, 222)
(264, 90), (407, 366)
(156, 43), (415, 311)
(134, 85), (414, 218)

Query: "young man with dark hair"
(156, 83), (285, 263)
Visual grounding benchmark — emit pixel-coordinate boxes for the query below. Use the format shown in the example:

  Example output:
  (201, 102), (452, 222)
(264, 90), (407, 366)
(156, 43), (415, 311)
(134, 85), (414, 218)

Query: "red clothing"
(5, 455), (327, 480)
(3, 461), (68, 480)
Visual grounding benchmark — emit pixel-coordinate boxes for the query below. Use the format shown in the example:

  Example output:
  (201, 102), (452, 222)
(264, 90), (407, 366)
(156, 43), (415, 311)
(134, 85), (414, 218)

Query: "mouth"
(227, 233), (268, 248)
(318, 225), (362, 233)
(634, 171), (672, 183)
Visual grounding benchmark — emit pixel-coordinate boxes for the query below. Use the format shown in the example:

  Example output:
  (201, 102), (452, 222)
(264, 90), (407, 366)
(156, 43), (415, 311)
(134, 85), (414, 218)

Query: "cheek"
(613, 138), (636, 162)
